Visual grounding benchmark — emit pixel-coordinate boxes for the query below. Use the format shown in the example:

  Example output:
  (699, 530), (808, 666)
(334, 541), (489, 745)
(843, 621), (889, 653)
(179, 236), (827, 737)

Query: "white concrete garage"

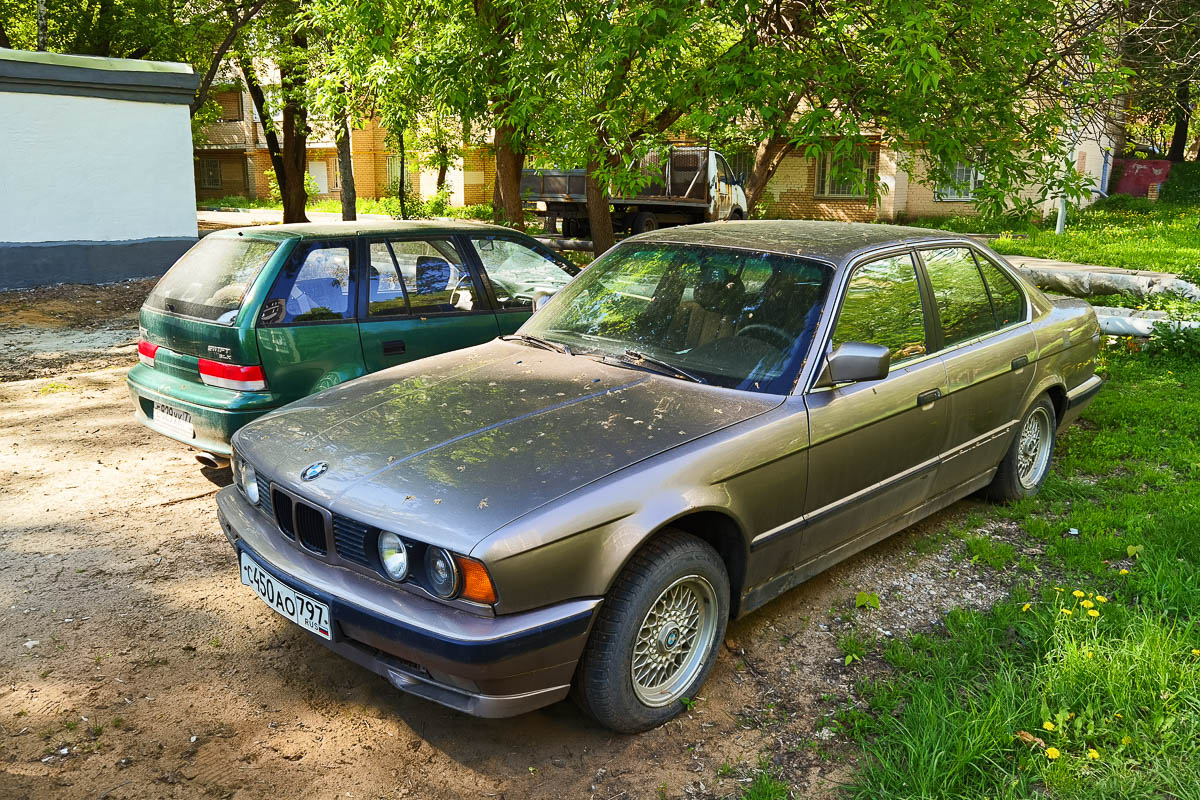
(0, 48), (198, 289)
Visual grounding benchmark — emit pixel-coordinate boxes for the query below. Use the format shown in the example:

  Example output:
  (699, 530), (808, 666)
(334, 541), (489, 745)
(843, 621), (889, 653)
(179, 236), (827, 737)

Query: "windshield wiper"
(500, 333), (573, 355)
(606, 349), (705, 384)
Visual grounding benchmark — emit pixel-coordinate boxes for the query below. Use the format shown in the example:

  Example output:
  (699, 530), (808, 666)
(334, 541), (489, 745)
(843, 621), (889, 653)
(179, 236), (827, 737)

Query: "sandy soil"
(0, 284), (1020, 799)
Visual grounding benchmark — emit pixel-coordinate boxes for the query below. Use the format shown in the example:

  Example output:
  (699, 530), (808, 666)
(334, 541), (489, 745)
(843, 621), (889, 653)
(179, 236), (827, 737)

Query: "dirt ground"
(0, 283), (1016, 800)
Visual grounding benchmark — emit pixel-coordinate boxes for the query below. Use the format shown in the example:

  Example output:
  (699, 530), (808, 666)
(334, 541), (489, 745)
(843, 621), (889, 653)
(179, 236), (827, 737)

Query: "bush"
(1143, 321), (1200, 359)
(1087, 194), (1156, 214)
(1159, 162), (1200, 205)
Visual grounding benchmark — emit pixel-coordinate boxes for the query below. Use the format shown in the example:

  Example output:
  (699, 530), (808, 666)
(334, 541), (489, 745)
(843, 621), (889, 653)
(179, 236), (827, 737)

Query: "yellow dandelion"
(1022, 603), (1032, 612)
(1121, 735), (1132, 745)
(1072, 590), (1086, 598)
(1068, 712), (1076, 720)
(1088, 609), (1100, 618)
(1096, 595), (1107, 603)
(1115, 713), (1122, 718)
(1054, 586), (1064, 592)
(1062, 608), (1073, 616)
(1086, 650), (1095, 658)
(1082, 599), (1095, 609)
(1042, 720), (1055, 731)
(1192, 649), (1200, 656)
(1119, 569), (1129, 575)
(1046, 747), (1060, 760)
(1087, 749), (1099, 760)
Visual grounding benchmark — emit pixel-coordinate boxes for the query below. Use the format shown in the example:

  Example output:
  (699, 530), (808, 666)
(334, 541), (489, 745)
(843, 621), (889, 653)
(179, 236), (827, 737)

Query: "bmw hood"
(234, 340), (781, 554)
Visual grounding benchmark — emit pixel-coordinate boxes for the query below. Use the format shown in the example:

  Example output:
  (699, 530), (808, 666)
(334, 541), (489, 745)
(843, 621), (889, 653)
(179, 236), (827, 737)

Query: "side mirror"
(815, 342), (891, 387)
(531, 288), (553, 311)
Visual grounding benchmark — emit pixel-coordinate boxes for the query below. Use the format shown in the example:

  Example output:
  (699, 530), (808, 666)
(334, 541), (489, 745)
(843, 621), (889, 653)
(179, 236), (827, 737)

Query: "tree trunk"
(36, 0), (47, 50)
(398, 131), (408, 218)
(278, 31), (310, 224)
(336, 116), (356, 221)
(492, 123), (526, 230)
(240, 61), (288, 205)
(196, 0), (268, 116)
(745, 137), (794, 215)
(585, 162), (615, 256)
(0, 17), (13, 48)
(436, 145), (448, 191)
(1167, 80), (1192, 162)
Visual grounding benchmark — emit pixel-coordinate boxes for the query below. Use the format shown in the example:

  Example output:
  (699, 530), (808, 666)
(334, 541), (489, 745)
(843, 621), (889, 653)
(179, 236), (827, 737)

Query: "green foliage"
(964, 534), (1017, 569)
(844, 350), (1200, 798)
(1143, 322), (1200, 360)
(740, 765), (791, 800)
(839, 630), (873, 666)
(1088, 194), (1157, 214)
(855, 591), (881, 611)
(1160, 163), (1200, 206)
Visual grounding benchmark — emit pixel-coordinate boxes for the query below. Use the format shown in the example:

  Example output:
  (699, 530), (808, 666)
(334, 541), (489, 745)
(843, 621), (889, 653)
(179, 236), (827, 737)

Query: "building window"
(386, 155), (406, 188)
(330, 159), (340, 191)
(199, 158), (222, 189)
(815, 150), (877, 199)
(217, 91), (243, 122)
(936, 162), (984, 201)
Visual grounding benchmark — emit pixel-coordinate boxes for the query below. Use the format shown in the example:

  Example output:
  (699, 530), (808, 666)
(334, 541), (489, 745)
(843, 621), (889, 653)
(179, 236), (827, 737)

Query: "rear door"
(800, 251), (950, 563)
(254, 239), (367, 399)
(917, 245), (1036, 493)
(357, 235), (499, 373)
(463, 234), (579, 336)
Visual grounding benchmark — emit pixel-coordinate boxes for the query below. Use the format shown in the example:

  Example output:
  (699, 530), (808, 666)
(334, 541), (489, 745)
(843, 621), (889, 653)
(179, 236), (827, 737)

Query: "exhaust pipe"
(196, 452), (230, 470)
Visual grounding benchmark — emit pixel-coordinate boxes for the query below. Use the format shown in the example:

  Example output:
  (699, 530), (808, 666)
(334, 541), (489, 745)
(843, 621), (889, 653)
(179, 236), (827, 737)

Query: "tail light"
(137, 338), (159, 367)
(198, 358), (267, 391)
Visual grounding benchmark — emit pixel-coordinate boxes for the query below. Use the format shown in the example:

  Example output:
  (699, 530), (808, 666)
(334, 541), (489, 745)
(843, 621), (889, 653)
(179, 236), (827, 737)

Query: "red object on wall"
(1114, 159), (1172, 197)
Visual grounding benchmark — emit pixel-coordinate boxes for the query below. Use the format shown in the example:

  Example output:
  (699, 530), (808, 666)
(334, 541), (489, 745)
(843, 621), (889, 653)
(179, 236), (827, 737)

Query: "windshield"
(522, 243), (832, 393)
(146, 236), (279, 324)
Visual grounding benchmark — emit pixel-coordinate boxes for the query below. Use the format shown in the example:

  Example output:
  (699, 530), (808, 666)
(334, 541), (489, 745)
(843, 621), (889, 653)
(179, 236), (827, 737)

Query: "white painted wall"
(0, 91), (198, 243)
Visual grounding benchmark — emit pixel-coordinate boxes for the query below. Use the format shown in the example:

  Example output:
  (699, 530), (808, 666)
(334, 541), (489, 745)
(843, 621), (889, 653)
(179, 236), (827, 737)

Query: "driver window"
(470, 237), (576, 311)
(384, 238), (475, 315)
(832, 253), (927, 365)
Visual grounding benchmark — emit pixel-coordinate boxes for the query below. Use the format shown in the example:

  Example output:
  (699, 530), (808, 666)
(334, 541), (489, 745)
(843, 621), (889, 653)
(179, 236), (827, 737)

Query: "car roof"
(627, 220), (971, 267)
(214, 219), (516, 240)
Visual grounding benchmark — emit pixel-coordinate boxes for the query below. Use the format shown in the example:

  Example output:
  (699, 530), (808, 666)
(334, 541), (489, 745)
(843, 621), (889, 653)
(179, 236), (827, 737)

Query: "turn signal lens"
(456, 555), (497, 605)
(138, 338), (159, 367)
(198, 358), (267, 392)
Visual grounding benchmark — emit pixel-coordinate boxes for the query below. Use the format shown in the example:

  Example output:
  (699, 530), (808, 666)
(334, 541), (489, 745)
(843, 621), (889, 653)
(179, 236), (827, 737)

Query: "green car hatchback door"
(127, 221), (577, 463)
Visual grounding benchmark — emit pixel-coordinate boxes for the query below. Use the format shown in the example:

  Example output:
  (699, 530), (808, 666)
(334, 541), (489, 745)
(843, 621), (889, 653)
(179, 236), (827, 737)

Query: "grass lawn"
(830, 347), (1200, 799)
(197, 194), (495, 221)
(906, 204), (1200, 284)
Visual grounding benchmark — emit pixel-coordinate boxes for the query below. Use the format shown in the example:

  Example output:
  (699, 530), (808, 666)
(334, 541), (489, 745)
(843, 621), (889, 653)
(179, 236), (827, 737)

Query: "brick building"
(193, 88), (495, 206)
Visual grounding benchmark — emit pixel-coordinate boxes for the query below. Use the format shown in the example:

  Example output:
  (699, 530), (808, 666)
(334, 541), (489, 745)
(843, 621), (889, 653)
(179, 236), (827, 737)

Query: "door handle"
(382, 339), (406, 356)
(917, 388), (942, 406)
(1011, 355), (1029, 370)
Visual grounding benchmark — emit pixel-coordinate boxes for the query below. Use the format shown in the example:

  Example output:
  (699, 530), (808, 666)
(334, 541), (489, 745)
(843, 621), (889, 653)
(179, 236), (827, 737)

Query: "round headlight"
(377, 532), (409, 581)
(424, 547), (460, 599)
(237, 456), (259, 505)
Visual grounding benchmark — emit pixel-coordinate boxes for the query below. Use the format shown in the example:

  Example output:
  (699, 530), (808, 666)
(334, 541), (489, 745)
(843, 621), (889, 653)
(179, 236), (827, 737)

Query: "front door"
(918, 246), (1037, 494)
(358, 236), (500, 373)
(800, 251), (949, 564)
(254, 239), (366, 401)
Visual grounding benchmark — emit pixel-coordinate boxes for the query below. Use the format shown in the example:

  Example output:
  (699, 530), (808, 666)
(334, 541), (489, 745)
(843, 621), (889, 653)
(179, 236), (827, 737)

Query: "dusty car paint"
(218, 221), (1101, 719)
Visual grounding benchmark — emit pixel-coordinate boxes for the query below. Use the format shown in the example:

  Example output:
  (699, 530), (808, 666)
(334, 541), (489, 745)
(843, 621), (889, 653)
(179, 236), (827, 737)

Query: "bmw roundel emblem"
(300, 462), (329, 482)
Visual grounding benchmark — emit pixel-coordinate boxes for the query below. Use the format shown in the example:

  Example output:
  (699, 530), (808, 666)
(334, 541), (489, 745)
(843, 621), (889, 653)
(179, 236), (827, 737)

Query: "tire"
(986, 394), (1057, 502)
(572, 530), (729, 733)
(631, 211), (659, 234)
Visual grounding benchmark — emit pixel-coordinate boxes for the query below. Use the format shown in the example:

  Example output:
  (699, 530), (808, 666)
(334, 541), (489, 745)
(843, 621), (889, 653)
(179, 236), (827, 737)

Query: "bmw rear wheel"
(986, 394), (1057, 501)
(572, 530), (729, 732)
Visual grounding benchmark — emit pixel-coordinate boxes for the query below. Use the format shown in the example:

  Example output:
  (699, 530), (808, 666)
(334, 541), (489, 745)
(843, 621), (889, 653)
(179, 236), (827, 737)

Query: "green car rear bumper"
(126, 363), (280, 457)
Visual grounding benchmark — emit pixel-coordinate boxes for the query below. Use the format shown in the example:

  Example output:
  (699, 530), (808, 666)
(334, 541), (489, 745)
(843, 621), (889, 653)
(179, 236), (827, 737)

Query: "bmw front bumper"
(215, 486), (600, 718)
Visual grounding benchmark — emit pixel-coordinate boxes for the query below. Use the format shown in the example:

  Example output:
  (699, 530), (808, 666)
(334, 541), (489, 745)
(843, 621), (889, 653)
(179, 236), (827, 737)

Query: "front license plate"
(152, 402), (194, 440)
(239, 552), (332, 640)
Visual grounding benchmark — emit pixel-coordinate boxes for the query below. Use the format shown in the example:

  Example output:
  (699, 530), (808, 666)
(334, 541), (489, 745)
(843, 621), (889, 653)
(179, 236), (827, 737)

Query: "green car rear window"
(146, 237), (279, 324)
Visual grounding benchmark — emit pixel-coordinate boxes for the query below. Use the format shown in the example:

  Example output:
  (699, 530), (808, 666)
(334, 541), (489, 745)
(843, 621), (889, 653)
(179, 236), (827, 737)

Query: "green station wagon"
(127, 221), (578, 464)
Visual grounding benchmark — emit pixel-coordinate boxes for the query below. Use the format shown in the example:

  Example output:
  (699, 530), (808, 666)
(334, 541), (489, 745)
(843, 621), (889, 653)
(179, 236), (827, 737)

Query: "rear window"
(146, 236), (279, 324)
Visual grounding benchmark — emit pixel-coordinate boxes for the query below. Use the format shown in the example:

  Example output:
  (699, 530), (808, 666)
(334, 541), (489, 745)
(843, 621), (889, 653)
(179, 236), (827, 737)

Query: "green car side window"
(260, 241), (355, 325)
(471, 237), (576, 310)
(371, 238), (478, 316)
(832, 253), (927, 364)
